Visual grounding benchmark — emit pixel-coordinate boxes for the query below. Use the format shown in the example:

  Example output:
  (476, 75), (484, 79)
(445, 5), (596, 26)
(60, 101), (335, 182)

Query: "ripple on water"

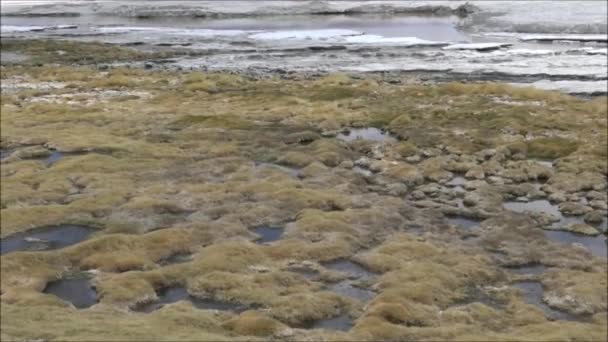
(44, 274), (98, 309)
(514, 281), (582, 321)
(337, 128), (397, 143)
(0, 224), (98, 255)
(252, 226), (284, 244)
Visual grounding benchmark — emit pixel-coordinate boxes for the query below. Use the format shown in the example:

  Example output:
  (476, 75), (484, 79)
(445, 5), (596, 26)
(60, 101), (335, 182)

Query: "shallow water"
(44, 275), (97, 309)
(514, 281), (581, 321)
(303, 314), (354, 331)
(503, 200), (607, 258)
(254, 161), (300, 178)
(544, 230), (606, 258)
(0, 224), (97, 255)
(134, 286), (247, 313)
(43, 151), (64, 166)
(252, 225), (284, 244)
(336, 128), (397, 143)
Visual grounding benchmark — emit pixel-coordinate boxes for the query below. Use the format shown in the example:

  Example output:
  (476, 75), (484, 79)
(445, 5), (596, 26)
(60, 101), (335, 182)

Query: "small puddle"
(134, 286), (248, 313)
(337, 128), (397, 143)
(543, 230), (606, 258)
(43, 274), (97, 309)
(252, 226), (284, 244)
(503, 200), (607, 258)
(446, 215), (482, 229)
(514, 281), (582, 321)
(323, 259), (376, 302)
(302, 314), (353, 331)
(0, 224), (98, 255)
(0, 148), (13, 160)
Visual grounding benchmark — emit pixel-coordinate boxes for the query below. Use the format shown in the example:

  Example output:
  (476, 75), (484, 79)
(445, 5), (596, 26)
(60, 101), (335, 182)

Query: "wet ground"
(513, 281), (582, 321)
(2, 1), (606, 94)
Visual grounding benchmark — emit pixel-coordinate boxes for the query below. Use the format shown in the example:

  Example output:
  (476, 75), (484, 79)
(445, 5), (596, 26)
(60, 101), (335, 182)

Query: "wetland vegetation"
(1, 39), (606, 341)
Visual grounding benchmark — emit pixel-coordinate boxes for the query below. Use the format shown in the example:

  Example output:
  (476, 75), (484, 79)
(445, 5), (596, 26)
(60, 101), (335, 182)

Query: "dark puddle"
(446, 215), (482, 229)
(252, 225), (284, 244)
(505, 264), (547, 275)
(157, 252), (193, 266)
(1, 224), (97, 255)
(43, 274), (98, 309)
(323, 259), (376, 303)
(336, 128), (397, 143)
(514, 281), (582, 321)
(301, 314), (353, 332)
(134, 286), (248, 313)
(503, 200), (607, 258)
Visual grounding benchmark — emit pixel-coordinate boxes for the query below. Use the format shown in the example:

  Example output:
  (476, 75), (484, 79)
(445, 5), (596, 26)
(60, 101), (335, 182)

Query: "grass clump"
(527, 137), (578, 159)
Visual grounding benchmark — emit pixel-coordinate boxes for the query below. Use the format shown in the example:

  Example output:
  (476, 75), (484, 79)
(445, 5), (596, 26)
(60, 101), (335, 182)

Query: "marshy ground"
(0, 39), (607, 341)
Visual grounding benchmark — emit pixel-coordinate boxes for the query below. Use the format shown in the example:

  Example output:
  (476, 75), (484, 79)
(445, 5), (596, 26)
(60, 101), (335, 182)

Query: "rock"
(463, 193), (480, 207)
(584, 210), (606, 224)
(586, 191), (606, 201)
(548, 192), (567, 203)
(411, 190), (426, 201)
(464, 180), (486, 191)
(465, 167), (485, 180)
(588, 200), (608, 210)
(405, 155), (421, 163)
(386, 183), (408, 197)
(339, 160), (354, 169)
(384, 163), (424, 186)
(283, 131), (320, 145)
(300, 161), (329, 178)
(558, 202), (592, 216)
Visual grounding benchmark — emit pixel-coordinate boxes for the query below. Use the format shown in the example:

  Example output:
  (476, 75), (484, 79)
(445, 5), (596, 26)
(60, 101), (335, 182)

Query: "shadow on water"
(0, 224), (98, 255)
(514, 281), (584, 321)
(133, 286), (250, 313)
(503, 200), (607, 258)
(252, 225), (284, 244)
(337, 128), (397, 143)
(44, 274), (98, 309)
